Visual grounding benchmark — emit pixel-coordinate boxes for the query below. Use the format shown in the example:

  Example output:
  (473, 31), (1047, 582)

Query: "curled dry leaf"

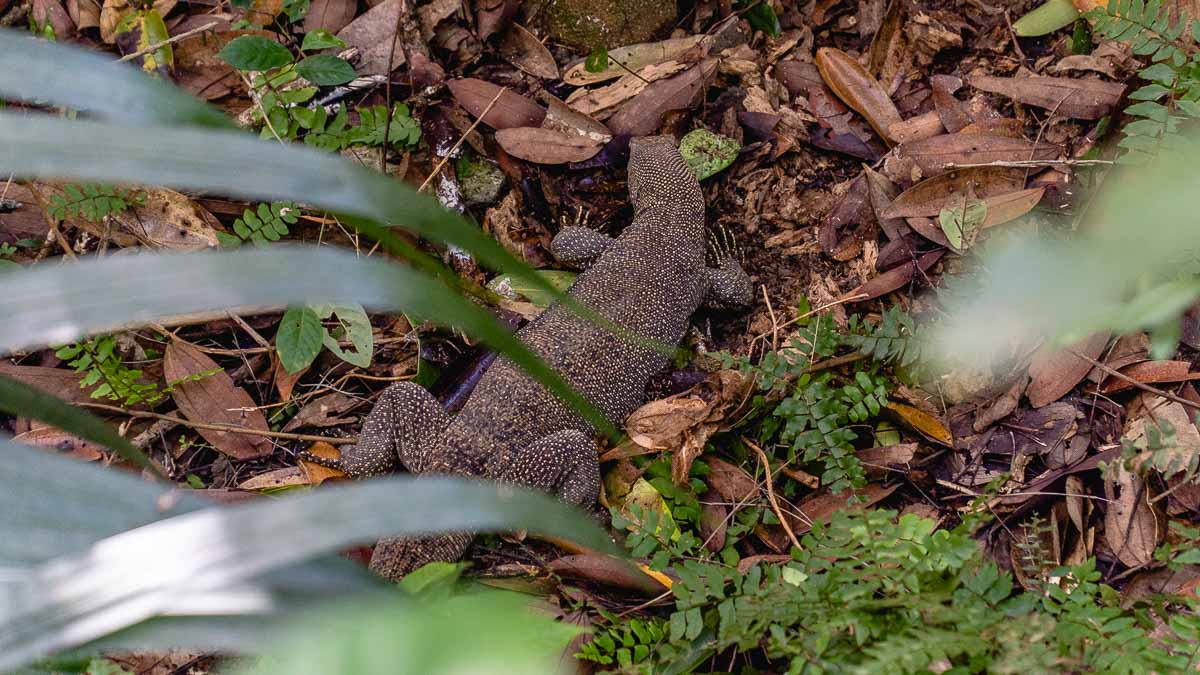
(281, 391), (361, 432)
(547, 554), (669, 594)
(815, 47), (903, 145)
(839, 249), (944, 302)
(1100, 360), (1200, 394)
(237, 466), (310, 490)
(164, 338), (272, 460)
(539, 93), (613, 144)
(887, 110), (944, 145)
(1027, 332), (1111, 407)
(108, 188), (221, 250)
(499, 23), (558, 80)
(881, 167), (1026, 219)
(623, 370), (751, 485)
(894, 132), (1059, 174)
(447, 78), (546, 130)
(887, 401), (953, 446)
(607, 59), (718, 138)
(1103, 463), (1162, 568)
(931, 74), (971, 133)
(562, 34), (709, 85)
(969, 74), (1126, 120)
(565, 61), (689, 119)
(495, 127), (603, 164)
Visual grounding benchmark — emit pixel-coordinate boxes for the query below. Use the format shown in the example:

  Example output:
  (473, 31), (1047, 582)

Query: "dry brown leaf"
(14, 426), (105, 461)
(624, 370), (751, 485)
(1101, 360), (1200, 394)
(540, 93), (612, 144)
(886, 110), (944, 145)
(565, 61), (689, 119)
(840, 249), (944, 302)
(336, 0), (411, 74)
(495, 127), (602, 164)
(931, 74), (971, 133)
(107, 188), (221, 250)
(970, 74), (1125, 120)
(66, 0), (100, 30)
(303, 0), (355, 34)
(1027, 332), (1111, 407)
(607, 59), (717, 138)
(894, 132), (1059, 174)
(547, 554), (668, 594)
(34, 0), (76, 39)
(447, 78), (546, 130)
(979, 188), (1046, 229)
(281, 391), (361, 432)
(1103, 463), (1162, 568)
(562, 34), (708, 85)
(855, 442), (916, 478)
(238, 466), (309, 490)
(165, 339), (272, 459)
(815, 47), (903, 145)
(863, 166), (907, 241)
(698, 488), (727, 552)
(705, 455), (759, 502)
(786, 483), (897, 536)
(881, 167), (1026, 219)
(887, 401), (953, 446)
(0, 362), (101, 404)
(498, 23), (558, 80)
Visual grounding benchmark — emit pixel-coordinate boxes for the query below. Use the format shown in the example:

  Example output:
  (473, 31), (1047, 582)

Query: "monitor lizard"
(319, 135), (753, 580)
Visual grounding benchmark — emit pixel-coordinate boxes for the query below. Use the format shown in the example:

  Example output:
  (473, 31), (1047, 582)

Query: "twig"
(744, 437), (803, 552)
(946, 159), (1115, 169)
(79, 402), (356, 445)
(1069, 349), (1200, 412)
(118, 21), (219, 63)
(238, 71), (285, 145)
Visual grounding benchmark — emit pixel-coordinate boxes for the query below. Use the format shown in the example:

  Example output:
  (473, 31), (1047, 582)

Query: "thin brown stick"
(744, 436), (803, 552)
(79, 402), (356, 445)
(1069, 349), (1200, 412)
(117, 21), (219, 63)
(946, 159), (1115, 169)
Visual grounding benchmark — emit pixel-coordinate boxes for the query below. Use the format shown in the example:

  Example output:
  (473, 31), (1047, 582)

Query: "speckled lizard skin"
(327, 135), (753, 580)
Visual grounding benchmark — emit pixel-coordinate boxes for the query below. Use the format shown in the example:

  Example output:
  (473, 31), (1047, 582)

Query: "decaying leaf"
(1103, 462), (1162, 568)
(448, 78), (546, 130)
(164, 338), (272, 459)
(840, 250), (944, 302)
(498, 23), (558, 80)
(297, 441), (347, 484)
(562, 34), (709, 85)
(815, 47), (903, 144)
(539, 93), (613, 144)
(548, 553), (668, 594)
(705, 455), (759, 503)
(881, 167), (1027, 219)
(624, 370), (751, 485)
(1100, 360), (1200, 395)
(565, 61), (690, 119)
(495, 127), (603, 164)
(894, 132), (1059, 175)
(107, 188), (221, 250)
(1027, 332), (1111, 407)
(887, 401), (953, 446)
(607, 59), (717, 138)
(238, 466), (309, 490)
(970, 74), (1126, 120)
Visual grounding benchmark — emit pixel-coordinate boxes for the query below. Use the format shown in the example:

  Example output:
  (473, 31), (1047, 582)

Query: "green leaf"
(276, 305), (324, 374)
(938, 198), (988, 251)
(313, 302), (373, 368)
(743, 1), (781, 37)
(1014, 0), (1081, 36)
(218, 35), (293, 71)
(0, 439), (617, 670)
(0, 29), (231, 128)
(300, 29), (346, 52)
(295, 54), (355, 85)
(0, 374), (157, 473)
(679, 128), (740, 180)
(585, 46), (608, 73)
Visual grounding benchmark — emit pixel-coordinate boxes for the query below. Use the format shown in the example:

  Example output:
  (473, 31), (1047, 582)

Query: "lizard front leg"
(550, 226), (614, 271)
(486, 428), (600, 507)
(702, 257), (754, 310)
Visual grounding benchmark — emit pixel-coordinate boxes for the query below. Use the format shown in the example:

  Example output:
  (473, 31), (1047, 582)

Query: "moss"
(539, 0), (678, 51)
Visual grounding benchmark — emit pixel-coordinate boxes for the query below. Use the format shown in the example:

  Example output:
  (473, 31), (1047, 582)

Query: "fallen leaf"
(624, 370), (751, 485)
(495, 127), (603, 164)
(607, 59), (717, 138)
(336, 0), (412, 74)
(1028, 332), (1111, 407)
(887, 401), (953, 446)
(165, 339), (272, 459)
(863, 166), (908, 241)
(67, 0), (100, 30)
(108, 188), (221, 250)
(1121, 565), (1200, 608)
(1103, 463), (1162, 568)
(1101, 360), (1200, 395)
(565, 61), (689, 119)
(498, 23), (558, 80)
(979, 188), (1046, 229)
(886, 110), (944, 145)
(894, 132), (1060, 174)
(539, 93), (613, 144)
(34, 0), (76, 40)
(705, 455), (759, 502)
(840, 249), (944, 302)
(786, 483), (897, 536)
(548, 553), (668, 594)
(281, 391), (361, 432)
(970, 74), (1125, 120)
(855, 442), (916, 478)
(815, 46), (903, 144)
(14, 426), (105, 461)
(0, 362), (102, 404)
(447, 78), (546, 130)
(303, 0), (356, 34)
(238, 466), (309, 490)
(698, 488), (727, 552)
(562, 34), (708, 85)
(931, 74), (971, 133)
(881, 167), (1027, 219)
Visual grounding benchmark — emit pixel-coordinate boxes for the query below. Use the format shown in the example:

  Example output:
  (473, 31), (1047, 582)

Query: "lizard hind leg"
(490, 428), (600, 508)
(337, 381), (451, 478)
(550, 225), (614, 271)
(703, 258), (754, 310)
